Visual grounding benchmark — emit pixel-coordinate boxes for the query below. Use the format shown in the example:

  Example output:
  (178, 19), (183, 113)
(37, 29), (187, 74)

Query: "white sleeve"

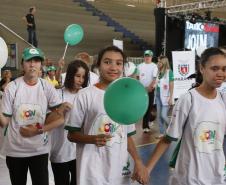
(1, 81), (17, 117)
(166, 92), (192, 141)
(137, 64), (141, 76)
(153, 64), (158, 78)
(45, 82), (62, 108)
(221, 93), (226, 135)
(65, 91), (87, 131)
(126, 124), (136, 136)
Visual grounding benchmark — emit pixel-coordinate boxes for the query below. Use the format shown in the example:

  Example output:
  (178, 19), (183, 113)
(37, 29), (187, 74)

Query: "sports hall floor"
(0, 120), (176, 185)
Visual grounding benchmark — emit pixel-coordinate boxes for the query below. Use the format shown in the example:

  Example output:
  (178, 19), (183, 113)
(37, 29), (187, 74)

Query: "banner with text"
(184, 21), (219, 51)
(172, 50), (196, 99)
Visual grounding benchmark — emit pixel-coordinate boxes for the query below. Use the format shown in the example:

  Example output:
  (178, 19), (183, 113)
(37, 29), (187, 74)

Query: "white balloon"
(0, 37), (8, 68)
(124, 62), (136, 77)
(196, 46), (206, 57)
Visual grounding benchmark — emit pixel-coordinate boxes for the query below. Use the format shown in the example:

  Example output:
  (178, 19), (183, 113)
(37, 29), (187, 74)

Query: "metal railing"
(0, 22), (33, 47)
(166, 0), (226, 14)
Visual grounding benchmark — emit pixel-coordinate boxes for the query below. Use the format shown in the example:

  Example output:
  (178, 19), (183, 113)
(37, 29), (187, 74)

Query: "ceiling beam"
(166, 0), (226, 14)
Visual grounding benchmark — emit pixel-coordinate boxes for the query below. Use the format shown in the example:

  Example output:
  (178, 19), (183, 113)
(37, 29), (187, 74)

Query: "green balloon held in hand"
(64, 24), (84, 46)
(104, 77), (149, 125)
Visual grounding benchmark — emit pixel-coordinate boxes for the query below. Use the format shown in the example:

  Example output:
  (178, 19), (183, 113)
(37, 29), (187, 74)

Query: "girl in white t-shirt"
(65, 46), (149, 185)
(146, 47), (226, 185)
(0, 47), (71, 185)
(50, 60), (89, 185)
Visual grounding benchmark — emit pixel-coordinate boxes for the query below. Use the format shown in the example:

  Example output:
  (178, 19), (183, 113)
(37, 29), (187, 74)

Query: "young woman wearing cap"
(0, 47), (71, 185)
(65, 46), (148, 185)
(146, 47), (226, 185)
(50, 60), (89, 185)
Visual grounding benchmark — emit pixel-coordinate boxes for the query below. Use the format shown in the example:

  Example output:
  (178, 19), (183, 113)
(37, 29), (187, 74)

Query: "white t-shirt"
(89, 71), (99, 86)
(1, 77), (61, 157)
(137, 62), (158, 87)
(166, 89), (226, 185)
(65, 86), (136, 185)
(218, 82), (226, 93)
(61, 71), (99, 87)
(50, 88), (76, 163)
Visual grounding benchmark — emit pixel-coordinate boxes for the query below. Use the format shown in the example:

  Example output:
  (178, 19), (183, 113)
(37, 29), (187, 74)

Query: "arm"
(146, 136), (171, 174)
(147, 78), (156, 92)
(128, 136), (149, 185)
(55, 58), (65, 84)
(19, 102), (72, 137)
(68, 131), (112, 147)
(1, 78), (11, 92)
(22, 15), (32, 27)
(0, 113), (10, 128)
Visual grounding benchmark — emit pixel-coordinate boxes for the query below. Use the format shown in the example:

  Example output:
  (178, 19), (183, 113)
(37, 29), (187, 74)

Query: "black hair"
(191, 47), (226, 88)
(199, 47), (225, 67)
(96, 45), (126, 67)
(64, 60), (90, 90)
(29, 7), (34, 13)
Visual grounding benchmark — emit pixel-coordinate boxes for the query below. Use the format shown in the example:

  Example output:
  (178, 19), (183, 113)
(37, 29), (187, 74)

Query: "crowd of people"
(1, 43), (226, 185)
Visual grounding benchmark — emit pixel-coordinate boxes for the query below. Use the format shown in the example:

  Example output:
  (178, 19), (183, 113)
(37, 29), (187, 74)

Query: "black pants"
(143, 91), (155, 129)
(51, 159), (76, 185)
(6, 153), (49, 185)
(27, 28), (38, 47)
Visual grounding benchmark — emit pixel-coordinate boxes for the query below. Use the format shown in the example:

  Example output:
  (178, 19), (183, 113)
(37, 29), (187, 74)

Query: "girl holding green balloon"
(65, 46), (148, 185)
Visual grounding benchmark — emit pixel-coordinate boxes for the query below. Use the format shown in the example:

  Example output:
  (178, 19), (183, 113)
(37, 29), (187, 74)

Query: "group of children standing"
(1, 45), (226, 185)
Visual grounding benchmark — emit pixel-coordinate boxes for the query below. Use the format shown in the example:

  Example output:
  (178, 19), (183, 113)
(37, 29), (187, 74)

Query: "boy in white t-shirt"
(137, 50), (158, 133)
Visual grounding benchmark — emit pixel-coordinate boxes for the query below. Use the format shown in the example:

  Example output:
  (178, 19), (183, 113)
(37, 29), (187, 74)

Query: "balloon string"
(62, 42), (69, 59)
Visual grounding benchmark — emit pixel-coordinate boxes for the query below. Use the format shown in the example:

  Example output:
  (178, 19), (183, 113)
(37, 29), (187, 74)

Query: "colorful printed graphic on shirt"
(15, 103), (44, 126)
(91, 114), (126, 147)
(194, 121), (222, 153)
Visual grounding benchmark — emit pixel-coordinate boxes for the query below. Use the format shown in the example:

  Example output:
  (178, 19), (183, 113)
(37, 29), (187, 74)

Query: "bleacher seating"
(0, 0), (144, 67)
(75, 0), (152, 50)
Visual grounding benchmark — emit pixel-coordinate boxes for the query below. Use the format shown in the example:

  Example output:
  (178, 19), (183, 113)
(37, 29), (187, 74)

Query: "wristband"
(36, 123), (44, 134)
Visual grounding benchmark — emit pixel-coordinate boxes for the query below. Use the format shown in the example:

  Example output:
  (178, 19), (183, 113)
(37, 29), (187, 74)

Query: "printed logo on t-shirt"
(122, 160), (131, 176)
(91, 114), (126, 147)
(15, 103), (44, 126)
(194, 121), (222, 153)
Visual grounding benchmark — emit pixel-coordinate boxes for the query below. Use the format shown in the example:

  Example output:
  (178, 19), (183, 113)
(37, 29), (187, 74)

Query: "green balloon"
(64, 24), (84, 46)
(104, 77), (149, 125)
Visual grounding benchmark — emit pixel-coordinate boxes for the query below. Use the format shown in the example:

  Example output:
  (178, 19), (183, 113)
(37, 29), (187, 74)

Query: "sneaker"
(143, 128), (150, 133)
(149, 121), (154, 128)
